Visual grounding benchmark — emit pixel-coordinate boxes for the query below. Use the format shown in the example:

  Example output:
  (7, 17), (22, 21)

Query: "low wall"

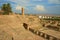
(23, 23), (60, 40)
(29, 28), (60, 40)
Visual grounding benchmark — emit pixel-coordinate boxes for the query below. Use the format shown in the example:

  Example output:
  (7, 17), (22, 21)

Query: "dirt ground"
(0, 15), (44, 40)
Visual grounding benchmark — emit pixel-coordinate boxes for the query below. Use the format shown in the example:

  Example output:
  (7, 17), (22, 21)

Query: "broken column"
(22, 8), (24, 16)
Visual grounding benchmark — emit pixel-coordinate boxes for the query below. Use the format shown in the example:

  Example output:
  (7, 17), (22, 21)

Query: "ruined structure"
(22, 8), (24, 16)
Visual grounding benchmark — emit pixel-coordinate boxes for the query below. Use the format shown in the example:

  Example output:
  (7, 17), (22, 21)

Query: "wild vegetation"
(1, 3), (12, 15)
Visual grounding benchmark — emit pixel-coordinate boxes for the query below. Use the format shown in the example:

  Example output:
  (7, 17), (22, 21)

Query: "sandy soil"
(0, 15), (44, 40)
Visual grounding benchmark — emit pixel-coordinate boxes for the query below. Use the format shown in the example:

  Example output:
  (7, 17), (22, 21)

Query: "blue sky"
(0, 0), (60, 15)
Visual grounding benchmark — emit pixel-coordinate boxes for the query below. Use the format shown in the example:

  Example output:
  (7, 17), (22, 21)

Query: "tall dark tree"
(1, 3), (12, 15)
(7, 3), (12, 13)
(1, 4), (6, 11)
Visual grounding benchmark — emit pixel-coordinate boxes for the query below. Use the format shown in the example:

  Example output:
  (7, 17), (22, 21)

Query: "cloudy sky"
(0, 0), (60, 15)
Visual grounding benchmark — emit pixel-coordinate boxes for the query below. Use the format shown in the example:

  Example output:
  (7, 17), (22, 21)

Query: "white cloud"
(34, 5), (45, 11)
(48, 0), (60, 4)
(16, 5), (27, 10)
(16, 5), (22, 10)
